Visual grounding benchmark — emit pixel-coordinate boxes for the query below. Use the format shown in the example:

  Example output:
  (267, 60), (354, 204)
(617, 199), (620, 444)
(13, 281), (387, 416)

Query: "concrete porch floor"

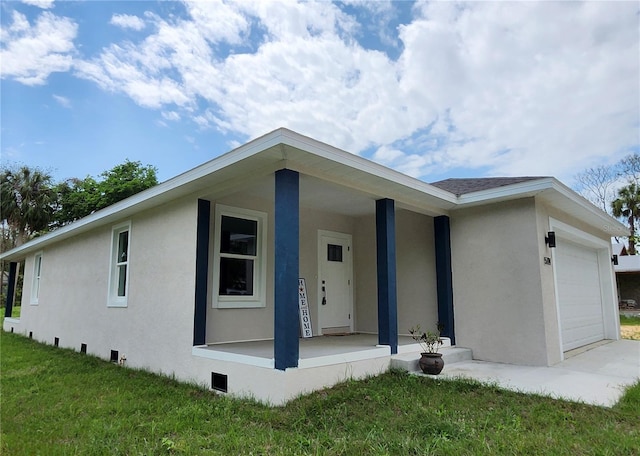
(193, 333), (443, 369)
(434, 339), (640, 407)
(202, 334), (421, 358)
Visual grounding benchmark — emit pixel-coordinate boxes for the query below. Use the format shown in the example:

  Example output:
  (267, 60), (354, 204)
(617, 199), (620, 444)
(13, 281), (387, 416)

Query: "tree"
(0, 165), (56, 247)
(573, 153), (640, 213)
(97, 160), (158, 208)
(53, 176), (102, 227)
(619, 153), (640, 184)
(54, 160), (158, 226)
(574, 165), (618, 212)
(611, 182), (640, 255)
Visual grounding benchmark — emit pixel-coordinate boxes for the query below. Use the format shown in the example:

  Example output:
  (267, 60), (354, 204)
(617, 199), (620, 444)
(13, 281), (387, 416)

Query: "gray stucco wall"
(450, 198), (549, 366)
(353, 209), (438, 336)
(205, 191), (359, 342)
(207, 192), (439, 341)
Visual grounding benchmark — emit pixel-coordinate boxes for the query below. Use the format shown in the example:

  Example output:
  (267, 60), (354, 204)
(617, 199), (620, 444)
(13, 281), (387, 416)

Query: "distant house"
(1, 128), (625, 404)
(612, 242), (640, 308)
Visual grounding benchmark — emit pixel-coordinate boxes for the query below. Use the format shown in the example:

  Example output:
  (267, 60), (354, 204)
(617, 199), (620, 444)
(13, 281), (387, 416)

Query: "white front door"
(318, 230), (353, 334)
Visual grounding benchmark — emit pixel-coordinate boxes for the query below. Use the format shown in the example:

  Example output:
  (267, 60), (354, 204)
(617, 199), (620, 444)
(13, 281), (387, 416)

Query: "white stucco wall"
(450, 198), (550, 366)
(5, 197), (200, 379)
(2, 187), (439, 405)
(188, 352), (391, 406)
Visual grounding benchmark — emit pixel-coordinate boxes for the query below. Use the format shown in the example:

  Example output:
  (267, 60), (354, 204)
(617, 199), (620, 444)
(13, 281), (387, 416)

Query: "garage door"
(555, 239), (605, 351)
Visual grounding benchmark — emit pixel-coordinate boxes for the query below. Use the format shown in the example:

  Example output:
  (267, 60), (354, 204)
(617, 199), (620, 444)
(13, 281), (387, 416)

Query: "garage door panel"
(555, 239), (604, 352)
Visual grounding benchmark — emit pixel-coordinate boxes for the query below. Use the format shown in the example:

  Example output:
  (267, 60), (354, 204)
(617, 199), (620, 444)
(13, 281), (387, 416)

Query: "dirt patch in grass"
(621, 325), (640, 340)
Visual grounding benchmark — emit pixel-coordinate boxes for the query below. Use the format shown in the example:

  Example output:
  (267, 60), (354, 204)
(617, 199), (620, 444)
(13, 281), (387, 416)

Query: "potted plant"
(409, 325), (444, 375)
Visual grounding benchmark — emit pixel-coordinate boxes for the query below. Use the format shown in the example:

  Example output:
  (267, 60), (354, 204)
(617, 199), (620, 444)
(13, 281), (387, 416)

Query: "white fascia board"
(277, 128), (458, 204)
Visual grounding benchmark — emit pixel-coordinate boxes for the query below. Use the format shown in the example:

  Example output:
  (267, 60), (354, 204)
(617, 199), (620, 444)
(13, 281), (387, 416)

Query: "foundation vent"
(29, 331), (33, 339)
(211, 372), (228, 393)
(110, 350), (119, 363)
(54, 337), (59, 347)
(80, 344), (87, 354)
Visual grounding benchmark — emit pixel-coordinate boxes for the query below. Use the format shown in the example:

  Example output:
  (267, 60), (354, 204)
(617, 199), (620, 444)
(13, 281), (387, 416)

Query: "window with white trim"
(31, 252), (43, 304)
(213, 205), (267, 308)
(108, 222), (131, 307)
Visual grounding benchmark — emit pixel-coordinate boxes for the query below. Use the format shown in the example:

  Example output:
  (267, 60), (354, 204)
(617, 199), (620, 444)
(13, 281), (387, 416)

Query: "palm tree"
(0, 165), (55, 248)
(611, 182), (640, 255)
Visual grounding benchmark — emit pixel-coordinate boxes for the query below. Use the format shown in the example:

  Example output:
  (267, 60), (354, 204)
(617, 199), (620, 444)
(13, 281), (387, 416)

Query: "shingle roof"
(429, 177), (549, 196)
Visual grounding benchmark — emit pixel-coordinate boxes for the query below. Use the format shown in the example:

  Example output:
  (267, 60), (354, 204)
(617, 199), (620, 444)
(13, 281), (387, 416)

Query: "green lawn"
(1, 331), (639, 455)
(620, 314), (640, 326)
(1, 305), (20, 318)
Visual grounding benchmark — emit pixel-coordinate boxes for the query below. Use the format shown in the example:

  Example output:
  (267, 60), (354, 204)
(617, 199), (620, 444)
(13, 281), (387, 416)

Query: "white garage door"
(555, 239), (605, 351)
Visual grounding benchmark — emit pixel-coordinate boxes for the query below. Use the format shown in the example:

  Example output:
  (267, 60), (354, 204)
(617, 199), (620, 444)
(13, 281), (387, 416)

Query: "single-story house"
(612, 242), (640, 308)
(1, 128), (625, 404)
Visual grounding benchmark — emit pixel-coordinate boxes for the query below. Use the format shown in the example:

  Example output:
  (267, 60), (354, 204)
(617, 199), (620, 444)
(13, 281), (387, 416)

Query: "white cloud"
(52, 94), (71, 108)
(184, 0), (249, 44)
(393, 1), (640, 179)
(64, 1), (639, 182)
(110, 14), (146, 31)
(0, 11), (77, 85)
(162, 111), (180, 121)
(21, 0), (55, 9)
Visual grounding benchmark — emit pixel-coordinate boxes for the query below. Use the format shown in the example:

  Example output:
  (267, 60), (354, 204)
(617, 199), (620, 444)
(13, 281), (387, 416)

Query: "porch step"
(390, 347), (473, 373)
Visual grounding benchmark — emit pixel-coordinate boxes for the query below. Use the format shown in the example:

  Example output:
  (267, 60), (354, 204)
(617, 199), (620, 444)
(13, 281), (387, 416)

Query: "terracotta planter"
(418, 352), (444, 375)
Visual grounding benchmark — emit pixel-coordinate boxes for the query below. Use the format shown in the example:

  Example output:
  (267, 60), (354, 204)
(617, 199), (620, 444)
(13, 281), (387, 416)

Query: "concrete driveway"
(437, 339), (640, 407)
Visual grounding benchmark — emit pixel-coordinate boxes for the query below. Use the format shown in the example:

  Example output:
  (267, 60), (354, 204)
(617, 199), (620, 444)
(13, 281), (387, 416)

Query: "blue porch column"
(434, 215), (455, 344)
(193, 199), (210, 346)
(376, 198), (398, 354)
(4, 262), (18, 318)
(274, 169), (300, 370)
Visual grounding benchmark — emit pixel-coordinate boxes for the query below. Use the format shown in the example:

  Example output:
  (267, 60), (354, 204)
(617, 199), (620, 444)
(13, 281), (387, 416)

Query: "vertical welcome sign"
(298, 278), (313, 338)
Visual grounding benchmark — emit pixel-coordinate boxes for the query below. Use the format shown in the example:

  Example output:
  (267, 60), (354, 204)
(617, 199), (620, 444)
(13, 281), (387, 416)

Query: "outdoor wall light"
(612, 255), (618, 265)
(545, 231), (556, 248)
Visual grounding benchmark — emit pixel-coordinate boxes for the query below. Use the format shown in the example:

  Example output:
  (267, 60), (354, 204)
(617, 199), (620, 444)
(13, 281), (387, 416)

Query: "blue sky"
(1, 1), (638, 188)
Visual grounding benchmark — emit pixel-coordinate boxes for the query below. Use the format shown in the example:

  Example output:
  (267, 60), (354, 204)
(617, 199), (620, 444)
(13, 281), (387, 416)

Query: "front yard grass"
(1, 330), (639, 455)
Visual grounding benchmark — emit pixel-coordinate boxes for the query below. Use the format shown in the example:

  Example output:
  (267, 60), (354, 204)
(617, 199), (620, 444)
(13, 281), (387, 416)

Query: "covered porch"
(190, 132), (458, 373)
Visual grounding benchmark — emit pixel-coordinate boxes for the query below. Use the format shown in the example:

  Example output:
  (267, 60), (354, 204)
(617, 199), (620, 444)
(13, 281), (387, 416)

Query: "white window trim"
(108, 221), (131, 308)
(30, 251), (43, 305)
(212, 205), (267, 309)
